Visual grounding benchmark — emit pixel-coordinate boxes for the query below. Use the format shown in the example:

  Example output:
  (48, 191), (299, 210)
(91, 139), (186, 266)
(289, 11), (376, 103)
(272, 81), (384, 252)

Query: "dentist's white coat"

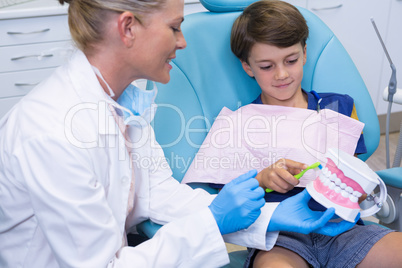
(0, 50), (279, 268)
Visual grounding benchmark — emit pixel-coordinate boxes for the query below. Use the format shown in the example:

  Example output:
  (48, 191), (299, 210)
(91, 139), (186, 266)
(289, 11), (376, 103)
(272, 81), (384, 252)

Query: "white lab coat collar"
(65, 50), (120, 135)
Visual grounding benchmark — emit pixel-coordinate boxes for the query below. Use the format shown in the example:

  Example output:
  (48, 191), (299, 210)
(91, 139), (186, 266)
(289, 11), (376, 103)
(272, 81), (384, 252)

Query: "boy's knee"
(253, 247), (309, 268)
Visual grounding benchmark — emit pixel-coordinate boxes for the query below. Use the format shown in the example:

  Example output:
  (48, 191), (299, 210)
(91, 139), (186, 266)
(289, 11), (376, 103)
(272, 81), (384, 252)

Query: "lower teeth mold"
(306, 148), (387, 222)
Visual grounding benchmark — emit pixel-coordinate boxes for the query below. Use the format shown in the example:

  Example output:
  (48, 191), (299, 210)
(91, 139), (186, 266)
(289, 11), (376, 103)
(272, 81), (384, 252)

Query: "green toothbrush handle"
(265, 172), (304, 193)
(265, 162), (321, 193)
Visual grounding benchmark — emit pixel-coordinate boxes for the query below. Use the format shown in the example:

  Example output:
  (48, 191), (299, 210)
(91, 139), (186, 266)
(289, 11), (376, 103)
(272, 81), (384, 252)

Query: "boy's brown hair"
(231, 0), (309, 63)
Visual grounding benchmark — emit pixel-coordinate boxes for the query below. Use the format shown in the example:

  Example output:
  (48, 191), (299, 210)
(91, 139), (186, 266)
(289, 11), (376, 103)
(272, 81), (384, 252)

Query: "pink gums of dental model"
(313, 158), (361, 210)
(306, 148), (385, 222)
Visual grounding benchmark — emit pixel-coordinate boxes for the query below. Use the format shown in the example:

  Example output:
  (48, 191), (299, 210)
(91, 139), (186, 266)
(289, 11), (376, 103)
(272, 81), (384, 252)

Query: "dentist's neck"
(86, 49), (134, 101)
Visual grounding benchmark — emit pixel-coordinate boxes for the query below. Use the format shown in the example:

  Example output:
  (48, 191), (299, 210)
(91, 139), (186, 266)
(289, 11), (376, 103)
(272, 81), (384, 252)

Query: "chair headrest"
(200, 0), (257, 12)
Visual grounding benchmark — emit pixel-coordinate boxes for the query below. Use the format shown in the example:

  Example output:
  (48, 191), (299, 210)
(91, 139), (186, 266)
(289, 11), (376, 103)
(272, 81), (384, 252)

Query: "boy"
(230, 1), (401, 267)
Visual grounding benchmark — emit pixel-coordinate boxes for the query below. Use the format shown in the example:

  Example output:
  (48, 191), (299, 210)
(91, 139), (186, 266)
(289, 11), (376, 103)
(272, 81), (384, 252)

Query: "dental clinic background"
(0, 0), (401, 127)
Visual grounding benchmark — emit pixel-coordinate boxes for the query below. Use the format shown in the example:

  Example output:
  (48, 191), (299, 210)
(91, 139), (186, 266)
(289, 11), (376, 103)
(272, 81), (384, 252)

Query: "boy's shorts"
(244, 224), (394, 268)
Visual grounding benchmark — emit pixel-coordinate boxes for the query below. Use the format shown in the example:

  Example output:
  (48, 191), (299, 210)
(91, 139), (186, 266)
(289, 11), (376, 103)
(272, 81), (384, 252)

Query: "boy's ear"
(303, 44), (307, 65)
(117, 11), (137, 47)
(241, 61), (254, 77)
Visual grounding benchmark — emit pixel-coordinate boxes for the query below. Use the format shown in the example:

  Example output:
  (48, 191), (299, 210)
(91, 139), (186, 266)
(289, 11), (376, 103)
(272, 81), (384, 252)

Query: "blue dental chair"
(136, 0), (400, 265)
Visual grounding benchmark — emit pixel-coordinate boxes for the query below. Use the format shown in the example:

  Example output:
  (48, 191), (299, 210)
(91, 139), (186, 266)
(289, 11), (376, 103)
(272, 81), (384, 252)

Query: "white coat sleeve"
(110, 207), (229, 267)
(223, 203), (280, 251)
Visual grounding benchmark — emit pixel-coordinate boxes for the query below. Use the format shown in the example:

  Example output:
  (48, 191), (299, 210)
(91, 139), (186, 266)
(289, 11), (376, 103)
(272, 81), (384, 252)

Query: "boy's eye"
(287, 58), (298, 64)
(260, 65), (272, 70)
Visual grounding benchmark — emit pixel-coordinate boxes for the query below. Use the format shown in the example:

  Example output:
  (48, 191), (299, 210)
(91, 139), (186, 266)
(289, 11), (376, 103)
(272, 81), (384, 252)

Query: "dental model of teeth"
(306, 148), (387, 222)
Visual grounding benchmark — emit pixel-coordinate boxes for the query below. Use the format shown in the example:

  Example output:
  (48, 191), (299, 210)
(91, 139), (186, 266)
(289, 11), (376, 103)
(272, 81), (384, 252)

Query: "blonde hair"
(59, 0), (166, 52)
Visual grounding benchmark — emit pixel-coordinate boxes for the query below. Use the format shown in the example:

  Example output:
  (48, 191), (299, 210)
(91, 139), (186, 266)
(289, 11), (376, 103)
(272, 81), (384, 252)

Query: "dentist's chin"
(158, 72), (171, 84)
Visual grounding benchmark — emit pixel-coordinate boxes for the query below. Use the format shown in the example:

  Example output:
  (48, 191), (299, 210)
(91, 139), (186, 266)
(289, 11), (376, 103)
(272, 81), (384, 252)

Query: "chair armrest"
(136, 220), (163, 239)
(376, 167), (402, 189)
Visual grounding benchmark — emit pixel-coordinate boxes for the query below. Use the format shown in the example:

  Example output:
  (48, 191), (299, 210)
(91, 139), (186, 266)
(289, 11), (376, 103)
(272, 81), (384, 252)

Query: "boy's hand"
(256, 159), (307, 193)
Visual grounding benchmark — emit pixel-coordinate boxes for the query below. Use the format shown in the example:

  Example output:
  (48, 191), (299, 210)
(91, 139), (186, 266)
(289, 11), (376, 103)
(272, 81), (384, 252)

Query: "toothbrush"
(265, 162), (322, 193)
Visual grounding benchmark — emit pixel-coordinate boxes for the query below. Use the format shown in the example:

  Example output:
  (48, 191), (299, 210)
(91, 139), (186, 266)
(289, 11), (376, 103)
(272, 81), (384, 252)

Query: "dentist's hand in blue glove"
(267, 189), (359, 236)
(209, 169), (266, 235)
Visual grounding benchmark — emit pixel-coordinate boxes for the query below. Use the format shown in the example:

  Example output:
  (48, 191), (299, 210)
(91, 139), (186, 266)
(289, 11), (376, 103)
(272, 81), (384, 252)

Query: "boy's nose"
(275, 66), (289, 80)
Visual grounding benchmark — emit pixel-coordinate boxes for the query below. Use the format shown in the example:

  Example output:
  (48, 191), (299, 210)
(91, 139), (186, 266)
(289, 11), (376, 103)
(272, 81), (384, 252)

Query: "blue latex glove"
(209, 170), (265, 235)
(268, 189), (359, 236)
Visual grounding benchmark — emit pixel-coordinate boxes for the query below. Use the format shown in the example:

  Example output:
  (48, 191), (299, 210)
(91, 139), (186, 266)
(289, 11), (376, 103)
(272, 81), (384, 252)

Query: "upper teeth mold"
(306, 148), (387, 222)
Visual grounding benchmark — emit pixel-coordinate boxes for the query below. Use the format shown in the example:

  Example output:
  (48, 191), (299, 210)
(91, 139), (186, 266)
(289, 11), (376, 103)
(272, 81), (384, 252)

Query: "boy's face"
(241, 42), (307, 107)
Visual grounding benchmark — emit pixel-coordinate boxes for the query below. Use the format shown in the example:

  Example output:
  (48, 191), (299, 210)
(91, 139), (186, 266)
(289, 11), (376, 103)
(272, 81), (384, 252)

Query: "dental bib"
(182, 104), (365, 187)
(306, 148), (387, 222)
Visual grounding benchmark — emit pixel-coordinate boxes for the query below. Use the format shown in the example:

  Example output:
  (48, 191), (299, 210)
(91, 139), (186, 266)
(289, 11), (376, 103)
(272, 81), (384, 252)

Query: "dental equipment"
(371, 18), (401, 168)
(294, 162), (323, 180)
(306, 148), (387, 222)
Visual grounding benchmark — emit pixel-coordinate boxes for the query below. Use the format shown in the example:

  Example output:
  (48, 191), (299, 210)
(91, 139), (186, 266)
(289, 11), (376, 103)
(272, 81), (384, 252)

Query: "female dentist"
(0, 0), (356, 267)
